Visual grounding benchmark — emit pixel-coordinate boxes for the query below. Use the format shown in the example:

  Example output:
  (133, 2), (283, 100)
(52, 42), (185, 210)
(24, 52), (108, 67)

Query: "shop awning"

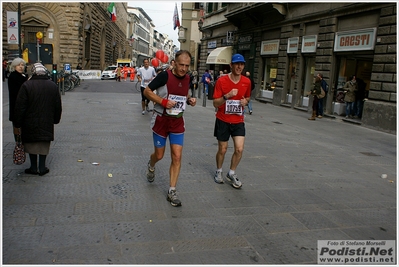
(206, 46), (232, 65)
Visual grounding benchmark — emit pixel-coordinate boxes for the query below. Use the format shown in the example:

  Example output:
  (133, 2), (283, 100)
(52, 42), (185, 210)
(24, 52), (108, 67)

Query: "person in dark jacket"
(307, 75), (322, 120)
(316, 73), (328, 118)
(7, 57), (28, 141)
(343, 75), (358, 119)
(354, 77), (366, 119)
(14, 63), (62, 176)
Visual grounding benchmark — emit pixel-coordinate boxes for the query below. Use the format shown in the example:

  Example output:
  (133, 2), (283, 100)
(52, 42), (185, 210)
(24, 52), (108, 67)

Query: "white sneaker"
(214, 171), (223, 184)
(225, 173), (242, 189)
(142, 110), (145, 115)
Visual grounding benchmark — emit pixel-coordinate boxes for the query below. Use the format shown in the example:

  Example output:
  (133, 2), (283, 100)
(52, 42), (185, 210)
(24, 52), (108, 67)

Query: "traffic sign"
(64, 64), (71, 73)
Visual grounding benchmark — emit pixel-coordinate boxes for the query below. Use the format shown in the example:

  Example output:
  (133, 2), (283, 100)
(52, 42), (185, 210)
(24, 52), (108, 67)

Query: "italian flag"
(108, 3), (116, 22)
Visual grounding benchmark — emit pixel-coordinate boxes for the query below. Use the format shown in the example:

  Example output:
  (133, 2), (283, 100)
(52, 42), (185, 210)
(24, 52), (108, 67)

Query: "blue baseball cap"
(231, 54), (246, 63)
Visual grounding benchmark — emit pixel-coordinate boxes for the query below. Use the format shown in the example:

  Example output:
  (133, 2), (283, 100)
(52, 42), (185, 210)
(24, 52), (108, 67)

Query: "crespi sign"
(334, 28), (377, 52)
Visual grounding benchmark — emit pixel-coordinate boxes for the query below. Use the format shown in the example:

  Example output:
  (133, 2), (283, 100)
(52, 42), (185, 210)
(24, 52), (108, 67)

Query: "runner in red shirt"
(212, 53), (251, 189)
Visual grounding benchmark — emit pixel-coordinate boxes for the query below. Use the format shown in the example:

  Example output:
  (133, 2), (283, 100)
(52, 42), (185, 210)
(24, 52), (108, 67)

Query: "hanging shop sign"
(301, 35), (317, 53)
(260, 39), (279, 55)
(287, 37), (299, 54)
(334, 28), (377, 52)
(238, 35), (253, 44)
(207, 40), (217, 49)
(7, 11), (19, 44)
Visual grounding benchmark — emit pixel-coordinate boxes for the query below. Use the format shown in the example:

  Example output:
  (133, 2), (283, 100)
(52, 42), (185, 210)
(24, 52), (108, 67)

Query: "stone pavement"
(2, 81), (397, 265)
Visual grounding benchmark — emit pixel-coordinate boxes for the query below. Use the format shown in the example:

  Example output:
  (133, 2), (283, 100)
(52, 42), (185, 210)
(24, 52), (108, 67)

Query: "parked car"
(101, 65), (117, 80)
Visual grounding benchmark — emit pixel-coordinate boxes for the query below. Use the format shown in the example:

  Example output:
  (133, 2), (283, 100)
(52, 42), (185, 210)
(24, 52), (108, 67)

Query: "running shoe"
(214, 170), (223, 184)
(167, 189), (182, 207)
(142, 110), (145, 115)
(225, 173), (242, 189)
(146, 160), (155, 182)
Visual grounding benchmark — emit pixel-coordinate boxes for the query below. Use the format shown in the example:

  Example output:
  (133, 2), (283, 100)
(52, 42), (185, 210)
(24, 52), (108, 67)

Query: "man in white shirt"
(137, 59), (156, 115)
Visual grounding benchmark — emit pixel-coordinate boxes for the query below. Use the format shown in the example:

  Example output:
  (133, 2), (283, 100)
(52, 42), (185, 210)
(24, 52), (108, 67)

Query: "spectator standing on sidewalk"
(116, 66), (121, 82)
(343, 75), (358, 119)
(212, 54), (251, 189)
(245, 71), (255, 115)
(189, 70), (198, 97)
(3, 58), (8, 81)
(7, 58), (28, 141)
(13, 63), (62, 176)
(354, 77), (366, 119)
(307, 75), (323, 120)
(201, 69), (212, 96)
(316, 73), (328, 118)
(143, 50), (196, 207)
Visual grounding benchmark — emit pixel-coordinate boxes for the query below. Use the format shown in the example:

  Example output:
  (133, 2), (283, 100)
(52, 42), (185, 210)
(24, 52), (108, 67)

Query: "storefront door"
(299, 57), (315, 107)
(285, 57), (297, 104)
(334, 56), (373, 116)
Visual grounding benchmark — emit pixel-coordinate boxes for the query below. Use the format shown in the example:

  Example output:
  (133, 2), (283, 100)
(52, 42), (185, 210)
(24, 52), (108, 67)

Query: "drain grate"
(360, 152), (381, 156)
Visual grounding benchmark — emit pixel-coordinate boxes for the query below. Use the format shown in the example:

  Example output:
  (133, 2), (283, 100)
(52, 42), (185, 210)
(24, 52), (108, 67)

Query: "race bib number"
(143, 78), (152, 87)
(225, 100), (242, 115)
(166, 94), (187, 116)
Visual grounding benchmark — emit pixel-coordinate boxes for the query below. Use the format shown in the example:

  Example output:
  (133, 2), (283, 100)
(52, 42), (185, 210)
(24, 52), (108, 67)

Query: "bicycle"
(57, 70), (74, 92)
(135, 80), (141, 92)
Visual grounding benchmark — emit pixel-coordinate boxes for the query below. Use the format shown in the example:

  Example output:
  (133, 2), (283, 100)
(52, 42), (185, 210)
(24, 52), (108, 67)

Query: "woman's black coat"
(13, 75), (62, 143)
(8, 70), (28, 122)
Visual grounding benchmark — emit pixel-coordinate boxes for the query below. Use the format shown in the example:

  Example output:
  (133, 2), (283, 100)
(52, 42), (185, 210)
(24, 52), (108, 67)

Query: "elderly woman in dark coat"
(13, 63), (62, 176)
(8, 57), (28, 141)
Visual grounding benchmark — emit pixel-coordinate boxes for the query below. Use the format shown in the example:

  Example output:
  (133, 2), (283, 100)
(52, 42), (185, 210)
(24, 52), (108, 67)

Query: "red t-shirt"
(213, 74), (251, 124)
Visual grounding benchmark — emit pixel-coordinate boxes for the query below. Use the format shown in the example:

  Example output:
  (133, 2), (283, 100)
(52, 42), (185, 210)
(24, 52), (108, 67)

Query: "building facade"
(2, 3), (176, 71)
(198, 3), (396, 134)
(179, 2), (202, 71)
(3, 2), (130, 71)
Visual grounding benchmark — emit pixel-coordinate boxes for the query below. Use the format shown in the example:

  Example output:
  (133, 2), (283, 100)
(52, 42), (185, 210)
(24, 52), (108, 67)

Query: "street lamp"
(36, 31), (43, 62)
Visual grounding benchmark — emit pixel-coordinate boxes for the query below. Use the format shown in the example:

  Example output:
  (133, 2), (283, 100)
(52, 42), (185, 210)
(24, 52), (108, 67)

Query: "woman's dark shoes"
(38, 167), (49, 176)
(25, 168), (38, 175)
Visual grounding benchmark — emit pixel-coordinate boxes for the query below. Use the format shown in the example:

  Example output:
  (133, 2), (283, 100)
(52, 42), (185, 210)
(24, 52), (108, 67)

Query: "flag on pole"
(108, 3), (117, 22)
(173, 3), (180, 30)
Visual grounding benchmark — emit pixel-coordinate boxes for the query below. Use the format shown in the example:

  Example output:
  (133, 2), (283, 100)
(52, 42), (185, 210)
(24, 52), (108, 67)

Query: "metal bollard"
(62, 77), (65, 95)
(198, 83), (202, 99)
(199, 83), (206, 107)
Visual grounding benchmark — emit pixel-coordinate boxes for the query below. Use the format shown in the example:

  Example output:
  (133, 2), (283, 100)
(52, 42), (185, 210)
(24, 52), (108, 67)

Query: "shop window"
(261, 57), (278, 91)
(335, 57), (372, 101)
(302, 57), (315, 96)
(206, 3), (219, 13)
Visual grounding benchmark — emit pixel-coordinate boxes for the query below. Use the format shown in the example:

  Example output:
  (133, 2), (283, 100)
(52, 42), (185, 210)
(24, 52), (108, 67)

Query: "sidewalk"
(2, 87), (396, 265)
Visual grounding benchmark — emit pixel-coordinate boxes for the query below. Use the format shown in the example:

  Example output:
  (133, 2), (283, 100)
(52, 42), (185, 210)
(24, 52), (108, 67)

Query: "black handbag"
(13, 135), (26, 165)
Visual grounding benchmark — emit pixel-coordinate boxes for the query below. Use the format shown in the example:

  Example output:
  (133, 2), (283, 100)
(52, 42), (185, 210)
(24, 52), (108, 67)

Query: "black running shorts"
(213, 118), (245, 142)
